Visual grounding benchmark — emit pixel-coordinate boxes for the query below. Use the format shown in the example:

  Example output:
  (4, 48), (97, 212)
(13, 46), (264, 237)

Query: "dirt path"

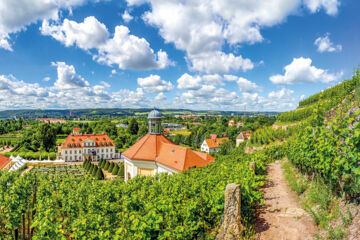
(255, 161), (318, 240)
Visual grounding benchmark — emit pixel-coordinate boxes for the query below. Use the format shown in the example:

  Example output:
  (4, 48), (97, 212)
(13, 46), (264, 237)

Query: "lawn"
(31, 165), (88, 178)
(169, 130), (191, 136)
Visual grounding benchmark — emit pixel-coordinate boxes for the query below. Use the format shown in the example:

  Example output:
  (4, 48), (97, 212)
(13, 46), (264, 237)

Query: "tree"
(96, 168), (104, 180)
(104, 161), (109, 171)
(108, 162), (114, 172)
(112, 164), (119, 175)
(36, 123), (57, 152)
(91, 166), (98, 176)
(128, 118), (139, 135)
(138, 125), (148, 137)
(117, 163), (124, 177)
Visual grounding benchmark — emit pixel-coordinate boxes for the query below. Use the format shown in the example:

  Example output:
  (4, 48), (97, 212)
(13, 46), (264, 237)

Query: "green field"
(169, 130), (191, 136)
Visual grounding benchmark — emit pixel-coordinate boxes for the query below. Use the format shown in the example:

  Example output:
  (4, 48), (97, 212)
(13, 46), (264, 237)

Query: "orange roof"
(73, 127), (80, 131)
(123, 134), (215, 172)
(0, 155), (11, 169)
(205, 137), (229, 149)
(61, 133), (114, 148)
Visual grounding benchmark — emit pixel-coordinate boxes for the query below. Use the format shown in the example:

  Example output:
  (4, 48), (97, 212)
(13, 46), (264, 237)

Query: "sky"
(0, 0), (359, 112)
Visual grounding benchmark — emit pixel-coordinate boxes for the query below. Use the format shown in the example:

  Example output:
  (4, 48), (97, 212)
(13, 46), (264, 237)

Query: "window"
(106, 149), (108, 152)
(102, 149), (104, 153)
(88, 149), (90, 153)
(65, 150), (67, 154)
(106, 155), (108, 158)
(70, 150), (72, 154)
(110, 148), (113, 152)
(70, 156), (72, 161)
(74, 150), (77, 154)
(65, 156), (68, 161)
(67, 144), (70, 147)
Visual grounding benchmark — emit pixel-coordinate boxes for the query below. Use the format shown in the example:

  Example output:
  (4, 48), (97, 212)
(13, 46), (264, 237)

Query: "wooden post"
(216, 183), (243, 240)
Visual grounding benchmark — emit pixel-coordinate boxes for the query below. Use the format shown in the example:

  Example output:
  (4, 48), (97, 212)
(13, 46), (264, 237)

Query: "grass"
(282, 161), (308, 194)
(56, 138), (65, 144)
(169, 130), (191, 136)
(283, 160), (353, 239)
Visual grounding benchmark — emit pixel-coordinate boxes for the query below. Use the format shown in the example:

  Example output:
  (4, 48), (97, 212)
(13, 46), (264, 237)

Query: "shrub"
(112, 164), (119, 175)
(96, 168), (104, 180)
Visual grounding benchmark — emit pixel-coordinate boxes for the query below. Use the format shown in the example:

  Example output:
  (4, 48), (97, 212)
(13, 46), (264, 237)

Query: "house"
(36, 118), (66, 123)
(236, 131), (252, 147)
(123, 110), (214, 181)
(59, 129), (116, 162)
(0, 155), (11, 170)
(73, 127), (80, 134)
(229, 119), (244, 128)
(116, 123), (128, 128)
(201, 134), (230, 153)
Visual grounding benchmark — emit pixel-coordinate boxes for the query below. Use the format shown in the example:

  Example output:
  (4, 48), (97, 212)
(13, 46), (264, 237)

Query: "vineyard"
(0, 144), (285, 239)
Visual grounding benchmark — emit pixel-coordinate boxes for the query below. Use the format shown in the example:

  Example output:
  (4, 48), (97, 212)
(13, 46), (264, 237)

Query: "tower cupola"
(148, 109), (162, 134)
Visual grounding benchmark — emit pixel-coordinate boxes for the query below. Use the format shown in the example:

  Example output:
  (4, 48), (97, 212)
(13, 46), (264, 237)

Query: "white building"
(59, 130), (116, 162)
(201, 134), (229, 153)
(123, 110), (215, 181)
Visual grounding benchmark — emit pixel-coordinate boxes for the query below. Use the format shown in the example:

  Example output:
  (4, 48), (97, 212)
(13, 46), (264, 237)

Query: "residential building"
(236, 131), (252, 147)
(59, 128), (116, 162)
(0, 155), (11, 170)
(116, 123), (128, 128)
(123, 110), (214, 181)
(229, 119), (244, 128)
(36, 118), (66, 123)
(201, 134), (230, 153)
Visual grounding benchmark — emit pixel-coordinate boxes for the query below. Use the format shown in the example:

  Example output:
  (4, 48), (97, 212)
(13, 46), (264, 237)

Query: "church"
(123, 110), (215, 181)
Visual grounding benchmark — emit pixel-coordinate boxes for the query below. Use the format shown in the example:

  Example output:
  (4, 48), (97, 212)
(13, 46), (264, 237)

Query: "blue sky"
(0, 0), (358, 111)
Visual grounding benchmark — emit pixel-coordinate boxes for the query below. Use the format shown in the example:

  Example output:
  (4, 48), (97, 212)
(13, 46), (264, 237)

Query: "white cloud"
(177, 73), (203, 90)
(51, 62), (90, 90)
(122, 10), (133, 22)
(112, 88), (147, 107)
(188, 51), (254, 74)
(43, 76), (51, 81)
(268, 88), (294, 99)
(41, 17), (173, 70)
(314, 33), (342, 53)
(137, 74), (173, 93)
(224, 75), (259, 92)
(0, 0), (100, 50)
(111, 69), (117, 75)
(270, 57), (343, 84)
(126, 0), (339, 74)
(41, 16), (109, 50)
(154, 92), (166, 101)
(304, 0), (340, 15)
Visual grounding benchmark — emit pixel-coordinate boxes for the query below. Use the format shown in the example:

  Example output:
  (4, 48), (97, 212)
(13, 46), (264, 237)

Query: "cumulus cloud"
(154, 92), (166, 101)
(0, 0), (100, 50)
(177, 73), (203, 90)
(314, 33), (342, 53)
(51, 62), (90, 90)
(270, 57), (343, 84)
(112, 88), (147, 107)
(224, 75), (259, 92)
(41, 17), (173, 70)
(268, 88), (294, 99)
(304, 0), (340, 15)
(137, 74), (173, 93)
(126, 0), (339, 74)
(122, 10), (133, 22)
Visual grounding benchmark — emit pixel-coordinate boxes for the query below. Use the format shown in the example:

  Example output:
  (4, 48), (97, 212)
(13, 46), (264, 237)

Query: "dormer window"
(67, 143), (70, 147)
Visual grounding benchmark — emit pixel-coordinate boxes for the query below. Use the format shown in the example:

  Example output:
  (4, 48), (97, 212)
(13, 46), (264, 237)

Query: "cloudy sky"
(0, 0), (359, 112)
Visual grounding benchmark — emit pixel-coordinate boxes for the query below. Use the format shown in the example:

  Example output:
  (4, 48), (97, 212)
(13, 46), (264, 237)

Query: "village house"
(228, 119), (244, 128)
(201, 134), (230, 153)
(122, 110), (214, 181)
(58, 128), (116, 162)
(236, 130), (252, 147)
(36, 118), (66, 123)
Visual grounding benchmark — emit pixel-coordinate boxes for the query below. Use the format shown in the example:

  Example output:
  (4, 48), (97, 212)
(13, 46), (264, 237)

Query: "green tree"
(36, 123), (57, 152)
(128, 118), (139, 135)
(96, 168), (104, 180)
(112, 164), (119, 175)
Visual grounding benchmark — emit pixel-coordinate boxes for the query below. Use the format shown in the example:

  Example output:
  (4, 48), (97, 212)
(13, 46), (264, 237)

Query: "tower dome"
(148, 109), (162, 134)
(148, 109), (162, 119)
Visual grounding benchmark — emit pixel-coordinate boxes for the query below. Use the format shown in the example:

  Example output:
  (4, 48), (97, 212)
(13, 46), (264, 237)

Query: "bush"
(112, 164), (119, 175)
(108, 162), (114, 172)
(104, 161), (109, 171)
(117, 162), (124, 177)
(96, 168), (104, 180)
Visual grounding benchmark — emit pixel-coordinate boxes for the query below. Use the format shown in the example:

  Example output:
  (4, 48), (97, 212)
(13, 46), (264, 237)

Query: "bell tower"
(148, 109), (162, 134)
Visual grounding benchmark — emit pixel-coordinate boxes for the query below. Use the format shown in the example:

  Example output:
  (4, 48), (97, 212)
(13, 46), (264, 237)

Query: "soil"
(255, 161), (318, 240)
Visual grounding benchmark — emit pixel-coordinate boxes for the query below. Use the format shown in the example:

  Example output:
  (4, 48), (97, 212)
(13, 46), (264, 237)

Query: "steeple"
(148, 109), (162, 134)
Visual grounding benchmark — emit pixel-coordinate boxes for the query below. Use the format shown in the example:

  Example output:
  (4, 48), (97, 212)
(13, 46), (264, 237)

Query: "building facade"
(236, 131), (252, 147)
(59, 129), (116, 162)
(201, 134), (229, 153)
(123, 110), (215, 181)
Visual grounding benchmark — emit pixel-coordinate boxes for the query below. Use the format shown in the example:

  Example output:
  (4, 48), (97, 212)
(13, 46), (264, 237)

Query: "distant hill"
(0, 108), (279, 119)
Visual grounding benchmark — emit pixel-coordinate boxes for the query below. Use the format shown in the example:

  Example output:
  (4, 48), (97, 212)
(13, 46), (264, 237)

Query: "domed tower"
(148, 109), (162, 134)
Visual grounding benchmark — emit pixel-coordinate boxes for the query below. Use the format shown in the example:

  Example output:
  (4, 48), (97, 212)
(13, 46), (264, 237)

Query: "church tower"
(148, 109), (162, 134)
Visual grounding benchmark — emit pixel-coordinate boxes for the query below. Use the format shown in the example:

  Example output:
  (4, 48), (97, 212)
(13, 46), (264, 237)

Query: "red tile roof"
(236, 131), (252, 140)
(205, 137), (229, 149)
(61, 133), (114, 148)
(123, 134), (215, 172)
(0, 155), (11, 169)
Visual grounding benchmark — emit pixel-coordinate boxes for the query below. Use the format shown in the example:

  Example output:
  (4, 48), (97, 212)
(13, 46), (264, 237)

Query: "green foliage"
(112, 164), (119, 175)
(104, 161), (109, 171)
(282, 161), (308, 194)
(249, 125), (301, 146)
(108, 162), (114, 172)
(128, 118), (139, 135)
(96, 168), (104, 180)
(0, 141), (281, 239)
(117, 162), (124, 177)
